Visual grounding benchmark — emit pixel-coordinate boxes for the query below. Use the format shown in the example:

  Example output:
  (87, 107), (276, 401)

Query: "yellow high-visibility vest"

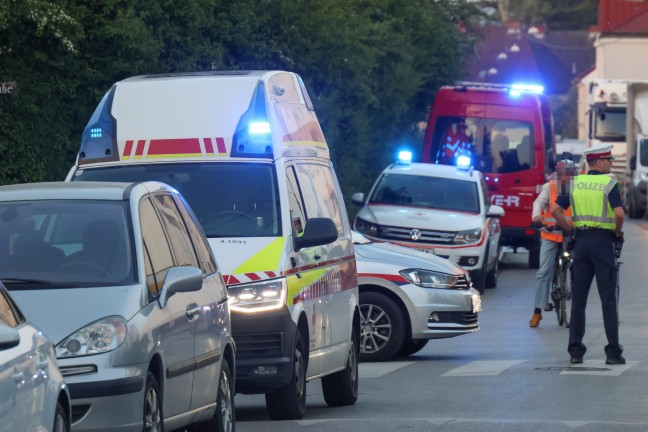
(570, 174), (618, 230)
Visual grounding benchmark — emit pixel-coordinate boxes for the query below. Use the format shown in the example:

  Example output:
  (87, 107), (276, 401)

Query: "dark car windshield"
(0, 200), (135, 287)
(72, 162), (282, 238)
(369, 173), (480, 213)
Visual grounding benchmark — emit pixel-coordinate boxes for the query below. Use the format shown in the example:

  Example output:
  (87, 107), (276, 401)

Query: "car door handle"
(12, 370), (24, 383)
(186, 303), (201, 321)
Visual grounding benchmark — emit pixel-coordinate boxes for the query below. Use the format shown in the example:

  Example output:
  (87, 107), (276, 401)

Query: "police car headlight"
(453, 228), (482, 244)
(228, 278), (287, 313)
(399, 269), (458, 289)
(355, 217), (379, 237)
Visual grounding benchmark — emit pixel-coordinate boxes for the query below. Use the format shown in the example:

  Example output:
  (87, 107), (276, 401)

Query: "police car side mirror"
(294, 217), (338, 251)
(351, 192), (365, 206)
(487, 205), (505, 218)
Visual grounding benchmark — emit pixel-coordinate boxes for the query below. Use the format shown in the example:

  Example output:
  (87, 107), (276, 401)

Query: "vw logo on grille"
(409, 229), (422, 241)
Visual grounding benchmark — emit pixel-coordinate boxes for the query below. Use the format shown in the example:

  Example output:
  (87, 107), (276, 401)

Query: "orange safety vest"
(541, 180), (572, 242)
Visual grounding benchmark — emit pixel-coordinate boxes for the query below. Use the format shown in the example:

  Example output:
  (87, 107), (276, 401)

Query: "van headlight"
(454, 228), (482, 244)
(56, 316), (127, 358)
(355, 217), (379, 237)
(399, 269), (457, 289)
(229, 278), (287, 313)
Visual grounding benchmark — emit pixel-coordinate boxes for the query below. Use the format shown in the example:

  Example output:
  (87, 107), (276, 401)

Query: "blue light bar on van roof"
(90, 128), (102, 138)
(510, 83), (544, 95)
(249, 121), (271, 135)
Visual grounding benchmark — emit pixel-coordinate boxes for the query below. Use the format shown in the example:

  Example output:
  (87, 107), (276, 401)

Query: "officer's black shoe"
(544, 303), (554, 312)
(570, 357), (583, 364)
(605, 356), (626, 365)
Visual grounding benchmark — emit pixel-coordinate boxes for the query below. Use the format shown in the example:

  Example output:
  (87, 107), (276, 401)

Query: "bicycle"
(541, 226), (573, 328)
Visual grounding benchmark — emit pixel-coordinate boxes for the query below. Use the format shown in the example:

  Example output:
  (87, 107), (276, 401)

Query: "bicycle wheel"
(551, 263), (564, 326)
(561, 262), (572, 328)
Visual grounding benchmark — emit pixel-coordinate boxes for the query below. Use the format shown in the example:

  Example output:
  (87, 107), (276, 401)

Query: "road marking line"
(442, 360), (526, 376)
(560, 360), (639, 376)
(359, 361), (414, 378)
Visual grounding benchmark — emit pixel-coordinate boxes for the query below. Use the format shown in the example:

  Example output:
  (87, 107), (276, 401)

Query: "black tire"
(265, 330), (306, 420)
(628, 192), (644, 219)
(359, 292), (406, 362)
(321, 320), (359, 406)
(472, 268), (486, 294)
(529, 249), (540, 269)
(53, 401), (69, 432)
(551, 263), (564, 326)
(485, 245), (498, 289)
(190, 361), (235, 432)
(561, 263), (572, 328)
(143, 372), (163, 432)
(397, 339), (429, 357)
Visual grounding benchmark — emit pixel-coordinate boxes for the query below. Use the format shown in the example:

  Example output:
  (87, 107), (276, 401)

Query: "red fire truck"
(421, 82), (556, 268)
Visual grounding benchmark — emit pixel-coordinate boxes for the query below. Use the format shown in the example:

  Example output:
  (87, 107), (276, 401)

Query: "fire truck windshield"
(430, 116), (534, 174)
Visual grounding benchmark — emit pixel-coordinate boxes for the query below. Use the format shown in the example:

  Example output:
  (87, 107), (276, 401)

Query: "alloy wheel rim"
(144, 386), (161, 432)
(53, 413), (66, 432)
(295, 348), (305, 399)
(220, 371), (234, 432)
(360, 304), (392, 354)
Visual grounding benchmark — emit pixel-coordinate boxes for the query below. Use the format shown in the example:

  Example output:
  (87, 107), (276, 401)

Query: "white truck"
(623, 82), (648, 218)
(584, 79), (630, 178)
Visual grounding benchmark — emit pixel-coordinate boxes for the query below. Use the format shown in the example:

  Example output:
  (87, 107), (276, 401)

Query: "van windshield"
(72, 163), (282, 238)
(368, 173), (480, 213)
(430, 116), (534, 174)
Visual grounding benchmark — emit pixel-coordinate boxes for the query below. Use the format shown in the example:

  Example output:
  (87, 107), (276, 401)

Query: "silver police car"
(0, 181), (235, 432)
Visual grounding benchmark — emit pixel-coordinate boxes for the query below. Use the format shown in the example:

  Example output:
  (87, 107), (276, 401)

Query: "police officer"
(550, 143), (625, 365)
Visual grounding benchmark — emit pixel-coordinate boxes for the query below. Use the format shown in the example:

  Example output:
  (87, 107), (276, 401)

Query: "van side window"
(286, 168), (306, 236)
(173, 194), (217, 275)
(293, 163), (345, 236)
(139, 197), (175, 295)
(153, 194), (200, 269)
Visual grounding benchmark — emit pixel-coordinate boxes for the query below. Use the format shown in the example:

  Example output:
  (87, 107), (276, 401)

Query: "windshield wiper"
(2, 277), (51, 285)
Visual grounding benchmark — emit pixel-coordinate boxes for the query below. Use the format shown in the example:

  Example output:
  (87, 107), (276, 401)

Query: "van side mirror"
(294, 217), (338, 251)
(487, 204), (505, 218)
(630, 155), (637, 170)
(0, 324), (20, 350)
(351, 192), (365, 206)
(159, 266), (203, 308)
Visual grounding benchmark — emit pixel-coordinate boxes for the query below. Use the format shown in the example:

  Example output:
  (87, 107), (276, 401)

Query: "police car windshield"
(369, 173), (480, 213)
(72, 163), (282, 238)
(0, 200), (136, 287)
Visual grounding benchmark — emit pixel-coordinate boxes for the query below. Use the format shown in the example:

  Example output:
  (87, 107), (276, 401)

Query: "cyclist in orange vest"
(529, 159), (576, 327)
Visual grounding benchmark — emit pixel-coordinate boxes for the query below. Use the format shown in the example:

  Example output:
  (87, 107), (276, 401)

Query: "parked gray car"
(0, 181), (235, 432)
(0, 281), (71, 432)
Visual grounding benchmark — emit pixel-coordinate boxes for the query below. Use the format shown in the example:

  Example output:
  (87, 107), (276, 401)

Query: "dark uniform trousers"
(569, 229), (623, 358)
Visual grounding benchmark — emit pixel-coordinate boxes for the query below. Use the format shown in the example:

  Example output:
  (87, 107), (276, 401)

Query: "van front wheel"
(265, 330), (306, 420)
(321, 321), (359, 406)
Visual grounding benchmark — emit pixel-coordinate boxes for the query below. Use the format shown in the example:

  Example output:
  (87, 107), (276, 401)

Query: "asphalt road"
(234, 219), (648, 432)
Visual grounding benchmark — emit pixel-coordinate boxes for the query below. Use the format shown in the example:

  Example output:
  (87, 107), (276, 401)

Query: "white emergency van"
(66, 71), (360, 420)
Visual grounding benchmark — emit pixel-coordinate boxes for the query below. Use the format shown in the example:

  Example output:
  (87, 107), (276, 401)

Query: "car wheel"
(53, 401), (69, 432)
(265, 329), (306, 420)
(485, 245), (498, 289)
(143, 372), (163, 432)
(397, 339), (429, 357)
(321, 320), (359, 406)
(190, 360), (235, 432)
(472, 267), (486, 294)
(359, 292), (406, 362)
